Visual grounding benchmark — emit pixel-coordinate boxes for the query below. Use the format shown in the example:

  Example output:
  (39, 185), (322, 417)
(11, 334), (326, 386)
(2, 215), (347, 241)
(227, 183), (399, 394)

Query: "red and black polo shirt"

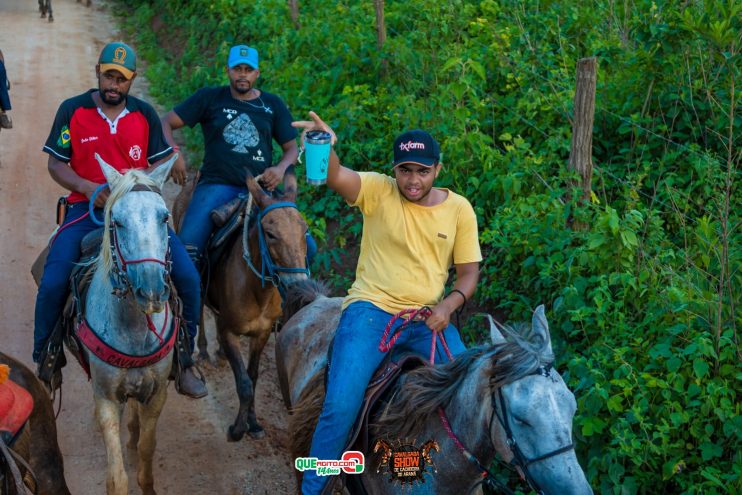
(43, 89), (172, 204)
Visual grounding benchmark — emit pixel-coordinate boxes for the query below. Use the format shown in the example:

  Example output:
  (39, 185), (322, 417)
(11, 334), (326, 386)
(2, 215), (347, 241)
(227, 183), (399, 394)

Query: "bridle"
(242, 200), (310, 298)
(101, 185), (172, 296)
(484, 364), (576, 494)
(380, 309), (576, 494)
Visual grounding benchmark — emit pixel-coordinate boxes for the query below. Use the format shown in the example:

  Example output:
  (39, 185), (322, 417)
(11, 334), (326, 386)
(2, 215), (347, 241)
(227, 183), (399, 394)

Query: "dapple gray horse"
(276, 280), (593, 494)
(84, 155), (175, 495)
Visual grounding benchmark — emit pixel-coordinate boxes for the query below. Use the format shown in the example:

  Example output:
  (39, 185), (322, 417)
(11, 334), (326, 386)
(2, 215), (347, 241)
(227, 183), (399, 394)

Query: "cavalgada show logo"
(374, 438), (440, 486)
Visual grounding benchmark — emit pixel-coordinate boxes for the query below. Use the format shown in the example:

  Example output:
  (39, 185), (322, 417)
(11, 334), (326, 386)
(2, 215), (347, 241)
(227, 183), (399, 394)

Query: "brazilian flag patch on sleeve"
(57, 125), (71, 148)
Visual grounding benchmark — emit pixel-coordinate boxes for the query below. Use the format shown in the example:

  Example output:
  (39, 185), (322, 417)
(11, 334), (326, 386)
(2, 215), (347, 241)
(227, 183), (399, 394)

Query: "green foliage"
(114, 0), (740, 492)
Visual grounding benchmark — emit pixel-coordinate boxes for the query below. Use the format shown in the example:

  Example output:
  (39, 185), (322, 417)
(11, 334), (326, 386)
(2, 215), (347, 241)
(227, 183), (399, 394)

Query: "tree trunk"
(373, 0), (387, 74)
(288, 0), (300, 29)
(569, 57), (596, 203)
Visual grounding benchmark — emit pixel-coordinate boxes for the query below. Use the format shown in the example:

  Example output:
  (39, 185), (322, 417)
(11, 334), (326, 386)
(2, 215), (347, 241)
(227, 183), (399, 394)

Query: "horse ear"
(246, 173), (272, 208)
(96, 153), (123, 188)
(282, 165), (297, 202)
(532, 305), (553, 355)
(147, 153), (177, 189)
(487, 314), (507, 345)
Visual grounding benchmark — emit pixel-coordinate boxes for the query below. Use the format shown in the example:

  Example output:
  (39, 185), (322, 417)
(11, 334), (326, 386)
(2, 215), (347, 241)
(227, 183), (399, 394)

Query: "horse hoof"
(227, 424), (245, 442)
(248, 426), (265, 440)
(40, 12), (46, 17)
(48, 16), (54, 22)
(196, 352), (214, 369)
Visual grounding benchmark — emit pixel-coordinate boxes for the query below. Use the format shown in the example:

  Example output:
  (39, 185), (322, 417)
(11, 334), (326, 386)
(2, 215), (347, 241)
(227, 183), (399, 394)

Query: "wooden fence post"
(373, 0), (387, 74)
(568, 57), (597, 208)
(288, 0), (300, 29)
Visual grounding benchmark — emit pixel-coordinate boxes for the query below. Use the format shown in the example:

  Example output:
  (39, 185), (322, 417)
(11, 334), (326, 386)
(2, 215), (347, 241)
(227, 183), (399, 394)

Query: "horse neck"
(437, 365), (498, 471)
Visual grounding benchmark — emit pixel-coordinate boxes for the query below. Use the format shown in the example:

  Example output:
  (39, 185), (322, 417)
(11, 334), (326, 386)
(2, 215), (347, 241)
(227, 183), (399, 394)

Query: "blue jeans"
(178, 182), (317, 263)
(33, 202), (201, 362)
(0, 60), (10, 111)
(301, 301), (466, 494)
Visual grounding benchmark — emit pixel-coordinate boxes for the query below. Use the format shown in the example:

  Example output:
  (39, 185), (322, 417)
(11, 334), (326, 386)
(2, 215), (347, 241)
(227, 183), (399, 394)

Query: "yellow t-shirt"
(343, 172), (482, 313)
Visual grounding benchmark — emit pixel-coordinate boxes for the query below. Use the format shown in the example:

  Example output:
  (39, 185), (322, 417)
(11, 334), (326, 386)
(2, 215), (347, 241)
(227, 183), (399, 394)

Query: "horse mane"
(282, 279), (330, 321)
(97, 170), (161, 275)
(373, 321), (555, 441)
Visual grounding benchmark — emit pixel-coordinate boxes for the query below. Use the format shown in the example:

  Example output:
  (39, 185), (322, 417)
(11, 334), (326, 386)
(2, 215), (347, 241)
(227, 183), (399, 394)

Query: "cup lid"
(306, 130), (332, 143)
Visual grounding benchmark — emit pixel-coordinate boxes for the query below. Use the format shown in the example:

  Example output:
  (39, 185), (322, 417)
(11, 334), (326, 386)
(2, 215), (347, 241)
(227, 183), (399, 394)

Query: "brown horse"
(0, 352), (70, 495)
(173, 170), (309, 441)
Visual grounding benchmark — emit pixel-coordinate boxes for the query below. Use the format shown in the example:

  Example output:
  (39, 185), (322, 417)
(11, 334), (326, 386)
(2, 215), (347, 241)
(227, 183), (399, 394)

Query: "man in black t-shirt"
(162, 44), (315, 268)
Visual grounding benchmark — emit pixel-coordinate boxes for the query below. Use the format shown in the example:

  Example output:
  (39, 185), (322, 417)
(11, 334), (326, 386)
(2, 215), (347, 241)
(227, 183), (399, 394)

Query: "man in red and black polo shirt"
(36, 42), (207, 398)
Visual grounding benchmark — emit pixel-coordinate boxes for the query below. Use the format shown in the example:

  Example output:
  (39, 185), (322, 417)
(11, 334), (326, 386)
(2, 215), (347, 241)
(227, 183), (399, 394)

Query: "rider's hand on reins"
(425, 303), (452, 333)
(259, 165), (284, 191)
(85, 181), (110, 208)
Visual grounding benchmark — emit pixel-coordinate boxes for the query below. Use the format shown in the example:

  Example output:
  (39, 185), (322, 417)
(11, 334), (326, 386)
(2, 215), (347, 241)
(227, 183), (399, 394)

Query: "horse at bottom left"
(0, 351), (70, 495)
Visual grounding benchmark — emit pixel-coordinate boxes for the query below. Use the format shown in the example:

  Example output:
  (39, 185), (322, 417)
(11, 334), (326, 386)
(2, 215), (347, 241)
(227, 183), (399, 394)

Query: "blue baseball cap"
(228, 45), (259, 70)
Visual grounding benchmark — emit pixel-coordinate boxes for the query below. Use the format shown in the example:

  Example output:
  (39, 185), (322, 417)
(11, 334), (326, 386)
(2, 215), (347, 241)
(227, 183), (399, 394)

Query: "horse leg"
(95, 398), (128, 495)
(218, 328), (257, 441)
(133, 389), (167, 495)
(196, 303), (211, 365)
(245, 330), (270, 438)
(47, 0), (53, 22)
(126, 398), (140, 450)
(39, 0), (46, 17)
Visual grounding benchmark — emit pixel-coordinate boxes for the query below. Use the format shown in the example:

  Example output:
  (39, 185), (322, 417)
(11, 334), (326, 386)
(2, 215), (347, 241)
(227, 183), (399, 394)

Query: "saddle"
(33, 229), (103, 389)
(204, 195), (250, 271)
(320, 354), (428, 495)
(0, 378), (33, 447)
(0, 374), (36, 495)
(34, 229), (185, 389)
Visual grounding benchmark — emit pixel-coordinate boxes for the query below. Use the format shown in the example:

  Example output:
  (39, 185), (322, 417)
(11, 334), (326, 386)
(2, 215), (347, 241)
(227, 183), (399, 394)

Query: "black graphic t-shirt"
(174, 86), (297, 186)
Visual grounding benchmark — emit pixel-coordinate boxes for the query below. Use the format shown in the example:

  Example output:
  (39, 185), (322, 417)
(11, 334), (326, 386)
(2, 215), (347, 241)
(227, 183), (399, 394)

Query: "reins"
(378, 308), (575, 495)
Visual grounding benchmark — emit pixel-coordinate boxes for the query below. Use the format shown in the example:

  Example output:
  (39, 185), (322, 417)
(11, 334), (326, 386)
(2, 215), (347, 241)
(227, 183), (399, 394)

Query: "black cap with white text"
(392, 129), (440, 167)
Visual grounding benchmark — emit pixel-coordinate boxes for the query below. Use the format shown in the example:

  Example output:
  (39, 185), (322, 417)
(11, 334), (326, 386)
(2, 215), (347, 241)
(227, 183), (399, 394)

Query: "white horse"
(84, 155), (175, 495)
(276, 280), (593, 494)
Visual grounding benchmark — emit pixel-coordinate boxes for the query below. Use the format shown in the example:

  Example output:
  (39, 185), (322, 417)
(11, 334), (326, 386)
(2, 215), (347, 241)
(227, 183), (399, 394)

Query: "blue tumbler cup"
(304, 130), (332, 185)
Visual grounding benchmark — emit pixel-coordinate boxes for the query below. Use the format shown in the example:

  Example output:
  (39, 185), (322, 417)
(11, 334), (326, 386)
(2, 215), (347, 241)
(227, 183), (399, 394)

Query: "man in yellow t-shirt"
(293, 112), (482, 495)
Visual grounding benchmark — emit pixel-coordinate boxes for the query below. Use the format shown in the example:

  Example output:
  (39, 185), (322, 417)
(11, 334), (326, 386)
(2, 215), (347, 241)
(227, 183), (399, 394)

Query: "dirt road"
(0, 0), (295, 493)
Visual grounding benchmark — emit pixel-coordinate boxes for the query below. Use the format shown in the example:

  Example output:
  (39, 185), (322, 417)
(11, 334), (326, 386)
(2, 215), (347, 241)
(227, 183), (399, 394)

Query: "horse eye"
(163, 213), (170, 223)
(264, 230), (277, 240)
(513, 416), (530, 427)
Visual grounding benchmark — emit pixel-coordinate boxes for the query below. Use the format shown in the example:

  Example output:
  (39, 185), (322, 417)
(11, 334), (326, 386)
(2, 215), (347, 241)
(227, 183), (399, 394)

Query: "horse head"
(96, 153), (176, 314)
(486, 305), (592, 494)
(245, 167), (309, 287)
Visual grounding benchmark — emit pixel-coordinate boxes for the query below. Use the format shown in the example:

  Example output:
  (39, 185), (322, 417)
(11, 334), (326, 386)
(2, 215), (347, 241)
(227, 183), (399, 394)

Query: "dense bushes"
(115, 1), (740, 493)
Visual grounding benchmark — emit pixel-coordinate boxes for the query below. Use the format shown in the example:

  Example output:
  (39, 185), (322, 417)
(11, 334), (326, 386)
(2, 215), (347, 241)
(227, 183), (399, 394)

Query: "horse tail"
(288, 370), (325, 463)
(283, 279), (330, 322)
